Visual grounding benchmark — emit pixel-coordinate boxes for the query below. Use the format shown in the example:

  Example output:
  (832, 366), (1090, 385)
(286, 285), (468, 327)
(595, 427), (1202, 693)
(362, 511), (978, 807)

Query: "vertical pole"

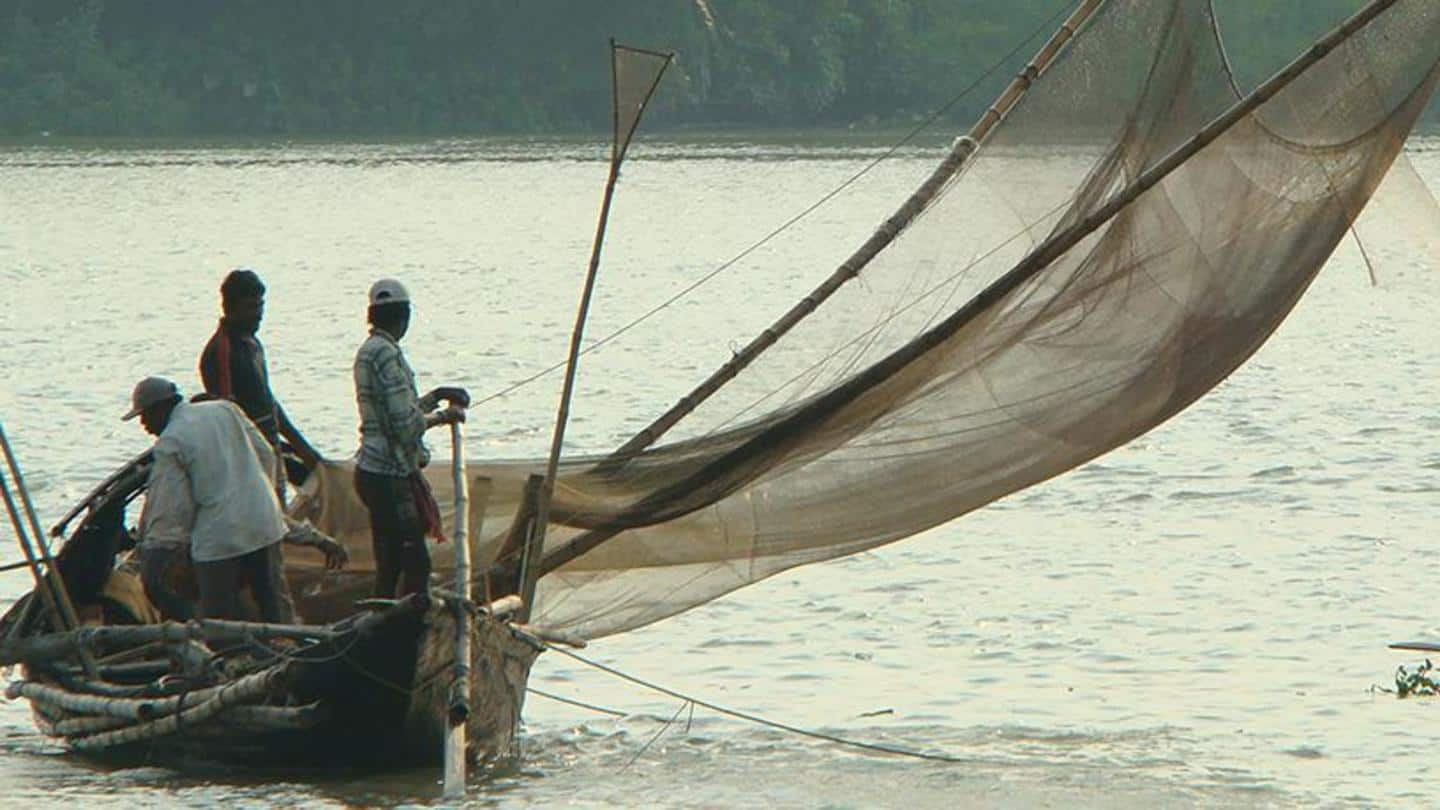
(0, 474), (64, 628)
(515, 474), (545, 622)
(442, 416), (471, 798)
(0, 423), (98, 678)
(521, 41), (671, 611)
(523, 158), (622, 622)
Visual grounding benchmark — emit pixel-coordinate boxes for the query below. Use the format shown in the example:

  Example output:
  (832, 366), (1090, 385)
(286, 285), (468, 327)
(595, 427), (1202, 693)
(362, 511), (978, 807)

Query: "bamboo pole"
(523, 42), (673, 621)
(220, 702), (323, 731)
(0, 425), (84, 633)
(539, 0), (1411, 578)
(0, 423), (98, 678)
(51, 713), (132, 736)
(0, 470), (65, 636)
(71, 703), (325, 735)
(598, 0), (1107, 470)
(515, 475), (546, 623)
(482, 474), (540, 602)
(0, 619), (336, 667)
(8, 669), (273, 720)
(442, 417), (471, 798)
(68, 666), (285, 750)
(47, 702), (324, 737)
(493, 474), (542, 614)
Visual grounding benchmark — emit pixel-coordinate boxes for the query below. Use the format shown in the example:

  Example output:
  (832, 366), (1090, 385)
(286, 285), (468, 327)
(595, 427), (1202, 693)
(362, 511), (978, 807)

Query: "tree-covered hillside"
(0, 0), (1431, 136)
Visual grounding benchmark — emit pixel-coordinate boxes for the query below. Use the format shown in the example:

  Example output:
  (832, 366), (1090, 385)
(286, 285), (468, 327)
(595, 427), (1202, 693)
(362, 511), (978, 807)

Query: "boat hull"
(12, 595), (541, 771)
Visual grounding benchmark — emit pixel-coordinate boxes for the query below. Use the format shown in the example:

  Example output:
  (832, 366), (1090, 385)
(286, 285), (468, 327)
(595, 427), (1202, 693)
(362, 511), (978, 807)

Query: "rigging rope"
(527, 685), (627, 717)
(471, 0), (1079, 409)
(622, 697), (693, 771)
(545, 643), (969, 765)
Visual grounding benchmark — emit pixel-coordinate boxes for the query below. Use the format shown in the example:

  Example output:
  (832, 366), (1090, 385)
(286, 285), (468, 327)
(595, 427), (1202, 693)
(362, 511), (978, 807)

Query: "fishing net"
(290, 0), (1440, 639)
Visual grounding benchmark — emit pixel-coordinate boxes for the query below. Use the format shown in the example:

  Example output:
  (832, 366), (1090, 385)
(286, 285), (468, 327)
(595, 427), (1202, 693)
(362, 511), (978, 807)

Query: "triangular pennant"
(611, 42), (673, 166)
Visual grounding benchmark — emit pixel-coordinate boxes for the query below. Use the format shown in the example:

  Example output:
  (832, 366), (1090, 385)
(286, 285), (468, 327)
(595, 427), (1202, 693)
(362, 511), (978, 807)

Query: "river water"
(0, 134), (1437, 808)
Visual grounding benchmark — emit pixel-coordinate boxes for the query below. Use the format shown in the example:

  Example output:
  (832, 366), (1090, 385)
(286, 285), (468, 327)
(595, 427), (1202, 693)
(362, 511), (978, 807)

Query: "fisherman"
(352, 279), (468, 598)
(126, 376), (298, 622)
(199, 268), (323, 487)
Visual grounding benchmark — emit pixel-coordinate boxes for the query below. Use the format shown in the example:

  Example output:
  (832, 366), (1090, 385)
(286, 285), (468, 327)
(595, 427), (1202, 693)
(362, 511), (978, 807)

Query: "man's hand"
(433, 405), (467, 425)
(281, 520), (348, 570)
(318, 537), (349, 571)
(422, 386), (471, 411)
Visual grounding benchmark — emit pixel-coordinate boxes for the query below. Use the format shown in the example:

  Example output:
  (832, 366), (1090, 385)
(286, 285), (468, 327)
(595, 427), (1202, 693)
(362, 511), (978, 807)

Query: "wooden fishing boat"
(1, 593), (538, 770)
(0, 445), (542, 772)
(3, 0), (1438, 795)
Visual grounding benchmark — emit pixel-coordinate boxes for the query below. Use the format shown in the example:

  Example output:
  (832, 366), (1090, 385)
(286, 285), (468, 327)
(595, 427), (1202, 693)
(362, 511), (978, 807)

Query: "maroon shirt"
(199, 320), (279, 446)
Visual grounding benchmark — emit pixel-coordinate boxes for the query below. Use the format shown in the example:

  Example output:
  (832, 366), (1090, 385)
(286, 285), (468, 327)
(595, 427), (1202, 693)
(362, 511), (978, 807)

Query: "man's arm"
(235, 404), (279, 487)
(275, 400), (322, 466)
(138, 445), (195, 549)
(281, 518), (348, 570)
(198, 332), (226, 397)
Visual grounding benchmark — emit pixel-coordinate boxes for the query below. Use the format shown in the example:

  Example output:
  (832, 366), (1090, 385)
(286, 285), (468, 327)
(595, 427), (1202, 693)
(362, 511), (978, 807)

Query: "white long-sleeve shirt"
(137, 400), (286, 563)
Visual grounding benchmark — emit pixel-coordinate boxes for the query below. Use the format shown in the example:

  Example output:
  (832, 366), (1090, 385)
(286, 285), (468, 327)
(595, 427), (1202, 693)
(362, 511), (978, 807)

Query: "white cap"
(122, 376), (180, 421)
(368, 278), (410, 306)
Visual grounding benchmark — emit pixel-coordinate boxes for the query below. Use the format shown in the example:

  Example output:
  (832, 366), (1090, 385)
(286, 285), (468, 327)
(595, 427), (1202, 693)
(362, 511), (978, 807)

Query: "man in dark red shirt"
(199, 269), (322, 480)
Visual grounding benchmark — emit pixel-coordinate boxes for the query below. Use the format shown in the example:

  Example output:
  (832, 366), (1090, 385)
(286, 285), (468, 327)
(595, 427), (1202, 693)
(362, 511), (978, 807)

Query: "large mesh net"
(290, 0), (1440, 639)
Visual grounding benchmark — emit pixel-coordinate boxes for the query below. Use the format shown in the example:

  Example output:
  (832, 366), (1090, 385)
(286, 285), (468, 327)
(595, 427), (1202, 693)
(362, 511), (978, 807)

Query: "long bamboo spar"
(599, 0), (1106, 468)
(520, 43), (671, 611)
(540, 0), (1413, 578)
(0, 424), (97, 678)
(442, 417), (471, 798)
(0, 473), (65, 632)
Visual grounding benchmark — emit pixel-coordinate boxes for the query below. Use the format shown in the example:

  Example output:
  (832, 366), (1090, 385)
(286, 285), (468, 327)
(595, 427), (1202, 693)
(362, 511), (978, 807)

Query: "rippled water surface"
(0, 134), (1438, 808)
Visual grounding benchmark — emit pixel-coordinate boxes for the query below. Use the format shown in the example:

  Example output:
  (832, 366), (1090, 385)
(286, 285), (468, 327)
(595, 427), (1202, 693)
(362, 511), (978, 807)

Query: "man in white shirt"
(126, 376), (296, 622)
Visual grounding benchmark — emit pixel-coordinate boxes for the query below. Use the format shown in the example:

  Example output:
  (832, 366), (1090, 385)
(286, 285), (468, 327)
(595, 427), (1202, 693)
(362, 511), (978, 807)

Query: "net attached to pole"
(290, 0), (1440, 640)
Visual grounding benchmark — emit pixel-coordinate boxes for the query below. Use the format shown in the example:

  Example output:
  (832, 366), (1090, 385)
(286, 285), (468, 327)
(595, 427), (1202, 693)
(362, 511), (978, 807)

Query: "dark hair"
(220, 269), (266, 303)
(368, 301), (410, 331)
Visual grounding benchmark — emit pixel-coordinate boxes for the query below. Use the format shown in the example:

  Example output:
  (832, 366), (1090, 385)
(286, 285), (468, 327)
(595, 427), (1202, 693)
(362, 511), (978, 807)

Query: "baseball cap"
(122, 376), (180, 421)
(368, 278), (410, 306)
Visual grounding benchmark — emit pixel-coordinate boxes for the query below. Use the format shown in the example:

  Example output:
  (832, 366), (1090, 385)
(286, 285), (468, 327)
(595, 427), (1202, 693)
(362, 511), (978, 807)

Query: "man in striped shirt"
(352, 278), (467, 598)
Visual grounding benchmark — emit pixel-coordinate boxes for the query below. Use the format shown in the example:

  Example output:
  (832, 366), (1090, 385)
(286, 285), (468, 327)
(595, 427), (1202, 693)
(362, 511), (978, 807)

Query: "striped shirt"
(353, 329), (430, 476)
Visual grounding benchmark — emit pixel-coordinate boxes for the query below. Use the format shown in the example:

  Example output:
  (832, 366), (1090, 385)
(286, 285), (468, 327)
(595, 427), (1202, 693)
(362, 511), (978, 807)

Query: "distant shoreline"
(0, 121), (1435, 152)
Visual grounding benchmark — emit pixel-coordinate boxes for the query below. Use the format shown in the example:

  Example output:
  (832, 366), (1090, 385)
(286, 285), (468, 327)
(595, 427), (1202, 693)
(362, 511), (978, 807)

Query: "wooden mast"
(518, 42), (673, 622)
